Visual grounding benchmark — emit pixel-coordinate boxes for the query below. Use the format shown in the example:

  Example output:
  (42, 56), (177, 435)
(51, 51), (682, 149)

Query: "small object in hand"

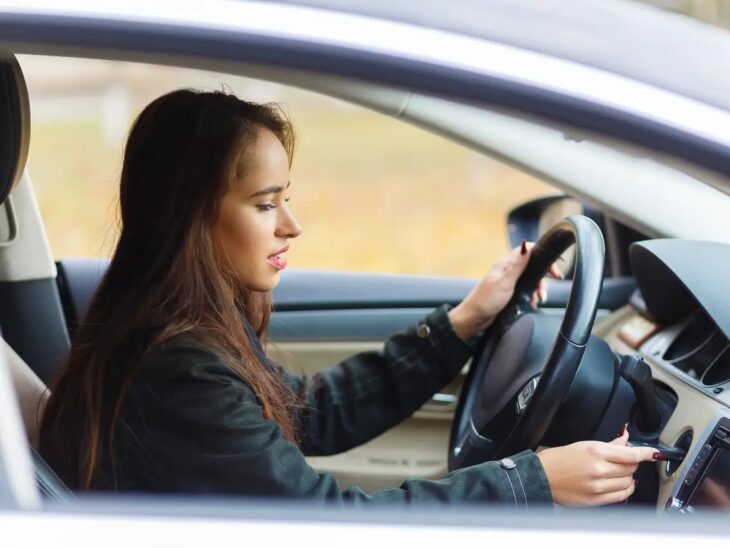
(520, 240), (527, 255)
(628, 440), (687, 462)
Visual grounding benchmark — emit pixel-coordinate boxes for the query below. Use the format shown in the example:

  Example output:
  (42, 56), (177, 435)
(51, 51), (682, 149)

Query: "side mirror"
(507, 196), (584, 278)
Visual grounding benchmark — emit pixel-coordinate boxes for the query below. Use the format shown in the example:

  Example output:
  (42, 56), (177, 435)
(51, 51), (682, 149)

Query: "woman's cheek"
(239, 217), (269, 261)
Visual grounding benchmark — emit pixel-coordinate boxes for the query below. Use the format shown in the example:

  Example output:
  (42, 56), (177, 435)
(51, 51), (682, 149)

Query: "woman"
(38, 89), (656, 507)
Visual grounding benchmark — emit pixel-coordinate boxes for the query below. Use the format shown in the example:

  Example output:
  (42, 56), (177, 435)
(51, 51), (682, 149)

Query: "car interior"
(1, 44), (730, 516)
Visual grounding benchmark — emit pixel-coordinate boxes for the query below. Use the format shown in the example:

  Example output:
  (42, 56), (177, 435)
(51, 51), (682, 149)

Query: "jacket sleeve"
(279, 305), (476, 456)
(117, 345), (553, 508)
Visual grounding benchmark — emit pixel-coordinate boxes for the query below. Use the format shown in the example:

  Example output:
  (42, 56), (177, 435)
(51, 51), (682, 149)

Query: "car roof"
(271, 0), (730, 114)
(2, 0), (730, 189)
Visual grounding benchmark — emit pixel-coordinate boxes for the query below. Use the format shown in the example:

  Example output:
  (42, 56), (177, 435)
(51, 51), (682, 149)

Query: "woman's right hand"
(536, 428), (658, 506)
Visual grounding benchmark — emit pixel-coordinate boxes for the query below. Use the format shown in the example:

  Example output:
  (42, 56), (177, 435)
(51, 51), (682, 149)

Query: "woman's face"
(211, 126), (302, 292)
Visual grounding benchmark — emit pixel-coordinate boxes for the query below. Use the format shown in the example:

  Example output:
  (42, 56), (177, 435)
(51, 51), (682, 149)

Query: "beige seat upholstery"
(2, 338), (73, 500)
(1, 53), (49, 448)
(2, 338), (49, 448)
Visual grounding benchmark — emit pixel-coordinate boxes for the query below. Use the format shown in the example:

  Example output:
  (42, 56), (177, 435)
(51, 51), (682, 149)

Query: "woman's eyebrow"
(248, 180), (291, 198)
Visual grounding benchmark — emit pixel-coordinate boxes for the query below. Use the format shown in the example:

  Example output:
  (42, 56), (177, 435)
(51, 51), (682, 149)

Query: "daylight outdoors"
(19, 1), (730, 279)
(19, 55), (554, 279)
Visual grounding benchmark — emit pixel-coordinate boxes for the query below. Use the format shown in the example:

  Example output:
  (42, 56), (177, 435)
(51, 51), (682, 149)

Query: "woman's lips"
(267, 253), (287, 270)
(267, 245), (289, 271)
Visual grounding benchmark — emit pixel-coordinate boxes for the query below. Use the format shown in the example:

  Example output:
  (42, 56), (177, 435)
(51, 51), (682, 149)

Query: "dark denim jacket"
(102, 305), (553, 508)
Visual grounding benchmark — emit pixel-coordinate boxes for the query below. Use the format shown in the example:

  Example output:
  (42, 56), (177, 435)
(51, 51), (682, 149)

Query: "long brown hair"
(38, 89), (299, 490)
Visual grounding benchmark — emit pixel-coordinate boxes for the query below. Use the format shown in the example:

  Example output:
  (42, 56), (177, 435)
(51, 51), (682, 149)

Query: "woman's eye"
(256, 204), (276, 211)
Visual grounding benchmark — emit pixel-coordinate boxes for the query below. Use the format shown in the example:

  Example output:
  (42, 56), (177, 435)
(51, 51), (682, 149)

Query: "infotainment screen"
(686, 447), (730, 510)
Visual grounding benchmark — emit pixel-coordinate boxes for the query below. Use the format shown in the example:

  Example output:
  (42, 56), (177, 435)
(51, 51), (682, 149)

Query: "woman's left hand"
(447, 241), (562, 341)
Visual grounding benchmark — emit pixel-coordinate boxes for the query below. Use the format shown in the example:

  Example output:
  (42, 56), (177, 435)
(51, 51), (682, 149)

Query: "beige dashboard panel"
(596, 306), (728, 512)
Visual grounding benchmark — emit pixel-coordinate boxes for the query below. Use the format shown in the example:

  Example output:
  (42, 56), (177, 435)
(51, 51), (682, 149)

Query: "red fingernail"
(617, 422), (627, 437)
(653, 452), (669, 461)
(520, 240), (527, 255)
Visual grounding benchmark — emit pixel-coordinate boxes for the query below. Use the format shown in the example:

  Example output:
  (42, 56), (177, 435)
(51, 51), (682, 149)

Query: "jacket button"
(499, 458), (516, 470)
(417, 321), (431, 338)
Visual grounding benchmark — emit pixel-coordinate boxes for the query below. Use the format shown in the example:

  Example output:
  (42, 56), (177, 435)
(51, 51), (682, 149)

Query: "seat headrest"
(0, 55), (30, 205)
(2, 337), (49, 449)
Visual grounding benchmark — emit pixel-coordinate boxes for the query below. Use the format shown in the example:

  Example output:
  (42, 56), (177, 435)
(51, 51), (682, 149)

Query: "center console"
(666, 417), (730, 512)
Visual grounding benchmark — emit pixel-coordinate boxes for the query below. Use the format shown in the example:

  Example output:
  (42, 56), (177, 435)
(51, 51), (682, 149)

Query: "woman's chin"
(246, 273), (280, 293)
(266, 272), (282, 290)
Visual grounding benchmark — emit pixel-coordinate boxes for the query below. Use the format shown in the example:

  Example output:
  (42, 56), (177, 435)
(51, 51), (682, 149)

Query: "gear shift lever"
(618, 354), (661, 433)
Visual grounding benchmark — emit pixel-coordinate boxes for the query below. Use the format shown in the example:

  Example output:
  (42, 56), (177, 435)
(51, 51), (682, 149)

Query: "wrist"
(447, 304), (494, 341)
(536, 447), (559, 502)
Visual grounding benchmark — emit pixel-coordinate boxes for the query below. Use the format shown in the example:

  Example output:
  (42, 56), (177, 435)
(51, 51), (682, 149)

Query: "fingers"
(499, 241), (531, 281)
(548, 264), (564, 280)
(497, 241), (530, 270)
(513, 241), (564, 279)
(510, 241), (561, 308)
(594, 460), (639, 479)
(507, 242), (562, 311)
(530, 280), (549, 309)
(594, 479), (636, 505)
(512, 240), (534, 262)
(597, 429), (641, 477)
(592, 475), (635, 495)
(600, 443), (658, 464)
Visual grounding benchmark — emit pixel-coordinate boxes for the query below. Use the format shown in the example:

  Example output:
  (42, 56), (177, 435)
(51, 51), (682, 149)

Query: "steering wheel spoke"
(451, 417), (497, 469)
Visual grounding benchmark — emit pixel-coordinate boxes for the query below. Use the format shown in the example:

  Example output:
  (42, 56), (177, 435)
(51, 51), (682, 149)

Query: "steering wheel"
(448, 215), (605, 470)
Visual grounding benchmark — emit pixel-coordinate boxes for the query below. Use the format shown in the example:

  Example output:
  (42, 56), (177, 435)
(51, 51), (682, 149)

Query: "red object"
(520, 240), (527, 255)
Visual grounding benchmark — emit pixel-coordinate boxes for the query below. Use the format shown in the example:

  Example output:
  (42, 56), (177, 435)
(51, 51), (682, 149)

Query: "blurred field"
(24, 59), (554, 279)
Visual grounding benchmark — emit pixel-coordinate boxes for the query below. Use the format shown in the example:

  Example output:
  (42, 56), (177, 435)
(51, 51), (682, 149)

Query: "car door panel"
(266, 336), (465, 493)
(268, 297), (468, 492)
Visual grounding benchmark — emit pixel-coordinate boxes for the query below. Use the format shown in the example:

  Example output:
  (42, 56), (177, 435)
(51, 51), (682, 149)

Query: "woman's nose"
(276, 207), (302, 239)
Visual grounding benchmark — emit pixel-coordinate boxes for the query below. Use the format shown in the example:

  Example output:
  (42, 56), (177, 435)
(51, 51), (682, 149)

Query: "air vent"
(663, 312), (728, 381)
(702, 346), (730, 387)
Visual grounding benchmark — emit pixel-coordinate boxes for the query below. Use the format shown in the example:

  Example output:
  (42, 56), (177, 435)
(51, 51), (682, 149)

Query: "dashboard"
(596, 239), (730, 512)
